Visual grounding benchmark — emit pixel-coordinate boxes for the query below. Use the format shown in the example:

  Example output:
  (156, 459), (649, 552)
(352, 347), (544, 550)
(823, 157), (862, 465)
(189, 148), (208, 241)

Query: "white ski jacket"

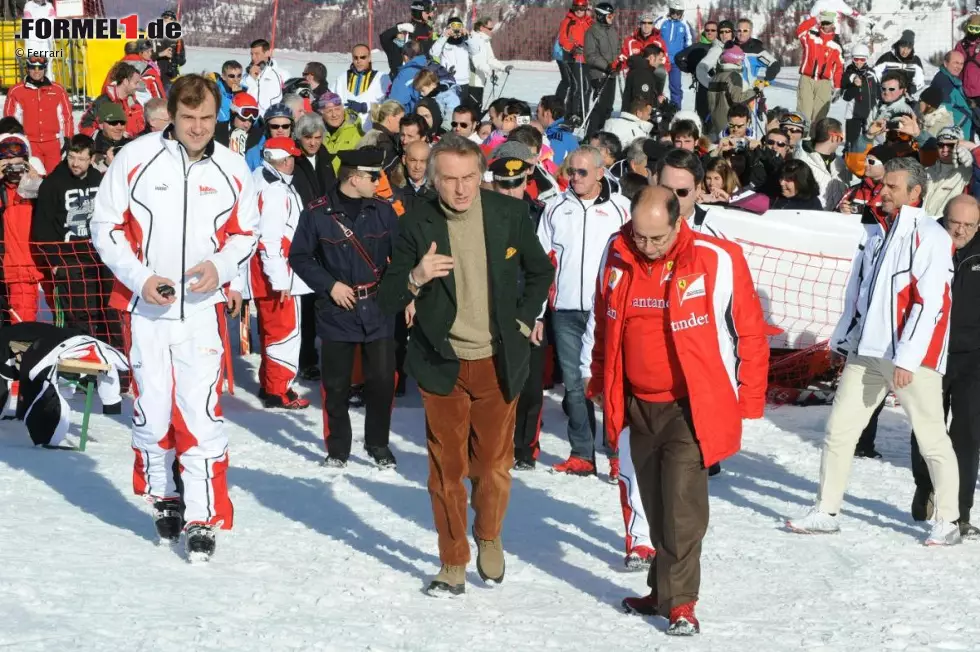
(243, 58), (286, 115)
(831, 206), (954, 373)
(537, 179), (631, 312)
(431, 35), (472, 87)
(253, 163), (312, 297)
(467, 31), (507, 89)
(91, 128), (259, 321)
(601, 111), (653, 148)
(796, 149), (852, 210)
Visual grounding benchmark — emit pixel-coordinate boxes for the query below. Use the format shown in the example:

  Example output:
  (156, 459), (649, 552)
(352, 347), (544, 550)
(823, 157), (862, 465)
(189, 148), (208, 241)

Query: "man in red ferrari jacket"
(584, 185), (768, 636)
(3, 54), (74, 175)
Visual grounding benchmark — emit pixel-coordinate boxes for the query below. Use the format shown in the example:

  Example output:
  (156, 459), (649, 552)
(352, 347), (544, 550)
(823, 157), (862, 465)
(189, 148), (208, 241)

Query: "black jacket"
(289, 187), (400, 343)
(622, 54), (666, 111)
(842, 62), (878, 121)
(377, 190), (554, 401)
(30, 161), (103, 243)
(875, 49), (925, 93)
(380, 25), (409, 76)
(401, 179), (438, 213)
(949, 231), (980, 353)
(292, 147), (338, 207)
(214, 121), (263, 150)
(154, 38), (185, 81)
(412, 18), (434, 55)
(770, 194), (823, 211)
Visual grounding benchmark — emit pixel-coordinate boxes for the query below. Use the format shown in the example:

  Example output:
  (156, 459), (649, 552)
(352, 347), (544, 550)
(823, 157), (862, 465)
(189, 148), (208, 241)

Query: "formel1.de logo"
(17, 14), (182, 40)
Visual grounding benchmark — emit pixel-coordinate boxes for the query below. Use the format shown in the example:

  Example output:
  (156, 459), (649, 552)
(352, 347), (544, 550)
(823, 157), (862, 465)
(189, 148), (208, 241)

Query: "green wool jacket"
(378, 190), (555, 402)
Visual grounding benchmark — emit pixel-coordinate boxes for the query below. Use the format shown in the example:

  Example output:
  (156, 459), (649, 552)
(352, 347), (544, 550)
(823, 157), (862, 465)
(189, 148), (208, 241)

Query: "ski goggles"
(780, 112), (806, 126)
(26, 56), (47, 68)
(968, 24), (980, 35)
(232, 105), (260, 120)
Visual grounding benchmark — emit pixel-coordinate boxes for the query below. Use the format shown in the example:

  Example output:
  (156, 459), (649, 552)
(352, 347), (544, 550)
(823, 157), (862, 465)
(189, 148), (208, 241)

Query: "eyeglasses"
(632, 232), (672, 247)
(765, 139), (788, 148)
(938, 142), (957, 149)
(662, 185), (692, 198)
(225, 73), (242, 79)
(233, 106), (260, 119)
(359, 171), (382, 182)
(728, 122), (747, 129)
(451, 121), (470, 129)
(569, 167), (591, 178)
(268, 122), (292, 130)
(104, 120), (127, 126)
(882, 85), (901, 92)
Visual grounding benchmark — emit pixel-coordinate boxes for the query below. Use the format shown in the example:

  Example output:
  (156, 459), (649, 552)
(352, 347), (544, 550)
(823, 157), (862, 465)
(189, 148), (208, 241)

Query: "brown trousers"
(627, 396), (709, 612)
(420, 357), (518, 565)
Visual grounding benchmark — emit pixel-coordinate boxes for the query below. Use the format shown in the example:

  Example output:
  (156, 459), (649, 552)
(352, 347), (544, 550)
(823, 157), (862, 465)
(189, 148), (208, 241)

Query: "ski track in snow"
(0, 46), (963, 652)
(1, 351), (980, 651)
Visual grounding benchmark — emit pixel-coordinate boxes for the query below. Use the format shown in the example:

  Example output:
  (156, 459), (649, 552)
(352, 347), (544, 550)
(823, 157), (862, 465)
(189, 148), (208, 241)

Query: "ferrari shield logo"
(675, 274), (706, 305)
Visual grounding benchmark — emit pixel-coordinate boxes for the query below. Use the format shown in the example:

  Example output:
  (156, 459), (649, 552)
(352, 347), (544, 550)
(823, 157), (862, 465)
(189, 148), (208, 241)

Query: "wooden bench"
(9, 340), (112, 451)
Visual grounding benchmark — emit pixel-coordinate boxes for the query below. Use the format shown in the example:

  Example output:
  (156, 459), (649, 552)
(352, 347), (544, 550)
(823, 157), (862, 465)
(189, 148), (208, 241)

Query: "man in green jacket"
(378, 134), (554, 597)
(317, 92), (364, 174)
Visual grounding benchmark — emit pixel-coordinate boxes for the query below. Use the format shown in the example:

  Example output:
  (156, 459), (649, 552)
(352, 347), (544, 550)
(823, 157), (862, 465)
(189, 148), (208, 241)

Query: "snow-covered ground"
(2, 351), (980, 651)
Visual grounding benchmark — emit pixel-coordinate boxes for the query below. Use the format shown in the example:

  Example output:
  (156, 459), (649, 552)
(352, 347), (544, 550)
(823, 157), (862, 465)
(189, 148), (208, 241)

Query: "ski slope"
(1, 351), (980, 651)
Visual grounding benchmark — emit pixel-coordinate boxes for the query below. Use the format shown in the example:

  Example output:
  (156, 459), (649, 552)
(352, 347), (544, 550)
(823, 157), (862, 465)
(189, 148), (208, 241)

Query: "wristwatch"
(408, 270), (424, 290)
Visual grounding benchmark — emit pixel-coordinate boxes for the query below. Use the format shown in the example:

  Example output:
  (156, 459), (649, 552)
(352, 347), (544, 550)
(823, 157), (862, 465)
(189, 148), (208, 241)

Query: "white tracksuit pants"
(129, 306), (234, 529)
(619, 427), (654, 554)
(817, 354), (959, 522)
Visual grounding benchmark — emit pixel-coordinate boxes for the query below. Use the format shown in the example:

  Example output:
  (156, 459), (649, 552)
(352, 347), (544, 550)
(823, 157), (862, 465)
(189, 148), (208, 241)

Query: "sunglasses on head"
(766, 138), (787, 148)
(451, 121), (470, 129)
(104, 119), (127, 126)
(268, 122), (292, 130)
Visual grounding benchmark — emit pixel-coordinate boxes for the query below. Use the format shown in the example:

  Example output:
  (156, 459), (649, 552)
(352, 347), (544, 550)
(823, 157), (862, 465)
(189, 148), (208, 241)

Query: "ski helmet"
(283, 77), (313, 100)
(410, 0), (433, 15)
(668, 1), (684, 12)
(594, 2), (614, 17)
(264, 103), (294, 123)
(231, 93), (259, 120)
(571, 0), (588, 9)
(850, 43), (870, 60)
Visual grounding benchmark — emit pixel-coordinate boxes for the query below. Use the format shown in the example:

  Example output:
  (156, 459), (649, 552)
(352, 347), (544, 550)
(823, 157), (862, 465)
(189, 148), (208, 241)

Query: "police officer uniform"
(289, 148), (400, 468)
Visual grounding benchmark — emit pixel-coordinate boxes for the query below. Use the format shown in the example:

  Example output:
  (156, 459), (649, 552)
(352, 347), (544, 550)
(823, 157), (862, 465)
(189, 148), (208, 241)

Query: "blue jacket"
(245, 135), (267, 171)
(216, 77), (235, 123)
(654, 16), (692, 60)
(930, 66), (973, 138)
(288, 188), (400, 342)
(545, 119), (580, 165)
(387, 55), (428, 112)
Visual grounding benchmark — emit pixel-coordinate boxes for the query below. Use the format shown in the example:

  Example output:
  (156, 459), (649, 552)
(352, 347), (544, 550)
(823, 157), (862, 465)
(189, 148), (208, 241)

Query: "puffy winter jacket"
(796, 17), (843, 88)
(874, 48), (925, 95)
(837, 177), (886, 226)
(622, 55), (667, 111)
(955, 37), (980, 98)
(387, 55), (428, 111)
(544, 119), (580, 166)
(335, 67), (389, 131)
(601, 111), (652, 147)
(90, 127), (259, 320)
(618, 29), (671, 73)
(242, 58), (286, 115)
(841, 62), (878, 121)
(581, 220), (769, 462)
(1, 184), (40, 285)
(468, 30), (507, 89)
(584, 21), (620, 82)
(215, 77), (236, 123)
(3, 77), (74, 146)
(924, 158), (970, 217)
(323, 117), (364, 174)
(948, 229), (980, 354)
(558, 11), (593, 63)
(706, 63), (757, 141)
(653, 16), (693, 59)
(831, 205), (953, 373)
(431, 35), (471, 87)
(250, 164), (312, 298)
(929, 66), (972, 137)
(537, 178), (631, 312)
(796, 149), (852, 210)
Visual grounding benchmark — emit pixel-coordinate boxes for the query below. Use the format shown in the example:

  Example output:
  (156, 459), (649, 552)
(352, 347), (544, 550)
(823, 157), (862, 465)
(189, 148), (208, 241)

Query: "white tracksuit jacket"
(91, 128), (259, 320)
(243, 59), (286, 115)
(255, 163), (312, 297)
(830, 205), (954, 374)
(537, 179), (631, 312)
(467, 31), (507, 89)
(431, 35), (472, 87)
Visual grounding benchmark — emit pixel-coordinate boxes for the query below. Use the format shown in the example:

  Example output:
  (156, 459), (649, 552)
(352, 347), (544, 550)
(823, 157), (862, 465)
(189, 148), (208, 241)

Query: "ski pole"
(578, 60), (587, 118)
(496, 70), (511, 102)
(575, 73), (612, 138)
(482, 72), (498, 113)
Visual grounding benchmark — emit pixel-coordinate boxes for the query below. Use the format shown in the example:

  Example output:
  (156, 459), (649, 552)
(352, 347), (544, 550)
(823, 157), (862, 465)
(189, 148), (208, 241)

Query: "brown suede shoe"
(425, 564), (466, 597)
(473, 528), (505, 584)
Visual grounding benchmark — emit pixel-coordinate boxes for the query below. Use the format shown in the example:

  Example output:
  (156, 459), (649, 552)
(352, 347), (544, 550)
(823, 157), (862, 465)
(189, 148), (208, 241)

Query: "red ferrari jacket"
(3, 77), (74, 144)
(584, 220), (769, 465)
(797, 16), (844, 88)
(558, 11), (593, 63)
(78, 85), (145, 138)
(618, 30), (671, 73)
(1, 184), (40, 284)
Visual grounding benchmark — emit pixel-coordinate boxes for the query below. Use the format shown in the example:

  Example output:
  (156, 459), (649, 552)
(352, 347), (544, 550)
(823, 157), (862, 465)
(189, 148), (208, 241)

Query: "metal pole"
(270, 0), (280, 52)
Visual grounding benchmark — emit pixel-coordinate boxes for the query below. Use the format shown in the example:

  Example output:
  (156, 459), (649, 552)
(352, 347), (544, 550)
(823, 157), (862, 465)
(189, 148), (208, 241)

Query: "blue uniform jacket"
(289, 187), (399, 342)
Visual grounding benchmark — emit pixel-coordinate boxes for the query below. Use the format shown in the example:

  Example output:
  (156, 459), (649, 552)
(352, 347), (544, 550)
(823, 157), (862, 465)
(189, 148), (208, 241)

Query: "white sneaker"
(925, 520), (962, 547)
(787, 508), (840, 534)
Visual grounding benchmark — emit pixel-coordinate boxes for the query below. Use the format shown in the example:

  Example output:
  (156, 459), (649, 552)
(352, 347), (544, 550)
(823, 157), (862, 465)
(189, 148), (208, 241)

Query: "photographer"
(155, 10), (186, 92)
(431, 18), (473, 101)
(91, 104), (133, 173)
(865, 70), (914, 144)
(0, 137), (41, 324)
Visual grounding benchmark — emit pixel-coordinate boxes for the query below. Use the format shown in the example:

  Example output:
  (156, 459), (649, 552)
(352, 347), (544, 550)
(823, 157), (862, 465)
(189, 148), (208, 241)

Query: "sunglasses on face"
(569, 167), (591, 178)
(785, 128), (804, 136)
(663, 186), (691, 198)
(719, 28), (732, 33)
(360, 171), (381, 182)
(26, 63), (46, 70)
(225, 73), (242, 79)
(728, 122), (746, 129)
(968, 25), (980, 34)
(268, 122), (292, 130)
(451, 121), (470, 129)
(704, 27), (717, 32)
(104, 120), (126, 126)
(641, 20), (654, 24)
(882, 85), (901, 92)
(737, 28), (750, 33)
(938, 141), (957, 149)
(766, 139), (788, 148)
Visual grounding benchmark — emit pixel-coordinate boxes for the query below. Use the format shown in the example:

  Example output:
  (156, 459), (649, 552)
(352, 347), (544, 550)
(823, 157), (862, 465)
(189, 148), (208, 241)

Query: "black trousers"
(394, 311), (408, 384)
(695, 84), (709, 129)
(586, 75), (615, 139)
(911, 349), (980, 523)
(857, 400), (885, 451)
(514, 341), (545, 461)
(467, 86), (484, 108)
(845, 117), (866, 153)
(299, 294), (318, 370)
(556, 60), (572, 111)
(567, 60), (588, 119)
(321, 338), (396, 460)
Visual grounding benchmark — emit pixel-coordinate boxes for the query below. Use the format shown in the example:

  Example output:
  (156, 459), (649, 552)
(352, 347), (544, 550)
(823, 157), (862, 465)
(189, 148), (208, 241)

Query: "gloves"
(955, 145), (974, 167)
(396, 22), (415, 34)
(504, 64), (513, 74)
(573, 45), (584, 57)
(345, 100), (368, 113)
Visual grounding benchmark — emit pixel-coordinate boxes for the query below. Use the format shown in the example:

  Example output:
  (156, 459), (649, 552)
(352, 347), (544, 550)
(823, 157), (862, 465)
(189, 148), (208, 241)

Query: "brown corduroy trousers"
(420, 357), (518, 565)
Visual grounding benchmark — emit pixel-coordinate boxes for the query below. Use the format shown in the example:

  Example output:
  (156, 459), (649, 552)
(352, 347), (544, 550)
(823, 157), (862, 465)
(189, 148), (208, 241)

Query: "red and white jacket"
(582, 220), (769, 465)
(249, 162), (312, 299)
(90, 127), (258, 321)
(617, 29), (671, 73)
(831, 205), (954, 373)
(3, 77), (74, 146)
(796, 17), (843, 88)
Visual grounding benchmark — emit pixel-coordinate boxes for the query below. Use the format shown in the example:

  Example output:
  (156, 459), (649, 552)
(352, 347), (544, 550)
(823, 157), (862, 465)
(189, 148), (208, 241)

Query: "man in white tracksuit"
(334, 44), (389, 131)
(787, 157), (962, 546)
(91, 75), (258, 561)
(431, 18), (473, 99)
(243, 38), (286, 115)
(22, 0), (56, 78)
(251, 136), (313, 410)
(467, 17), (512, 109)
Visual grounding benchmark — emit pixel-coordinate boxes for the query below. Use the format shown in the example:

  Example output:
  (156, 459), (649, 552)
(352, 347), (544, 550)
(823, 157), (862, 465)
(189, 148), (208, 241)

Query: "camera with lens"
(886, 119), (902, 131)
(734, 138), (748, 152)
(2, 162), (27, 179)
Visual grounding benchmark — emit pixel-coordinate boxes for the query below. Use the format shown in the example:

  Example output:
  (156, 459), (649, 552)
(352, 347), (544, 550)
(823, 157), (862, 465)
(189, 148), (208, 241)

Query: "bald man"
(582, 185), (768, 636)
(910, 195), (980, 536)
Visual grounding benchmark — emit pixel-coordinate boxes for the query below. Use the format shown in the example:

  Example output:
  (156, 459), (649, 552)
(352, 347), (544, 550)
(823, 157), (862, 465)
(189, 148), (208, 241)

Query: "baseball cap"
(263, 136), (301, 160)
(98, 102), (127, 123)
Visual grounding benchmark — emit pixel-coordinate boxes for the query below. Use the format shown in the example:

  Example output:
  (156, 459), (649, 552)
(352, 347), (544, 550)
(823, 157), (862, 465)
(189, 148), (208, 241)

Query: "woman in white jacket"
(467, 17), (512, 108)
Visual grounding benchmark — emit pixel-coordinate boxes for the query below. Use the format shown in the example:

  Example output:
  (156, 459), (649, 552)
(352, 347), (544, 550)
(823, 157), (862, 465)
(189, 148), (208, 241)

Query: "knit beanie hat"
(919, 85), (943, 109)
(720, 45), (745, 66)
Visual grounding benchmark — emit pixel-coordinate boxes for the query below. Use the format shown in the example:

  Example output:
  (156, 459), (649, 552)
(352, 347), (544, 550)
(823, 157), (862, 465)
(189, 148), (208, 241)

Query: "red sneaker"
(667, 602), (700, 636)
(552, 456), (596, 476)
(621, 591), (658, 616)
(608, 457), (621, 484)
(264, 389), (310, 410)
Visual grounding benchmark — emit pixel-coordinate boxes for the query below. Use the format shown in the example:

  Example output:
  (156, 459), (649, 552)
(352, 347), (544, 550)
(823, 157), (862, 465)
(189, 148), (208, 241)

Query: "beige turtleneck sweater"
(443, 193), (496, 360)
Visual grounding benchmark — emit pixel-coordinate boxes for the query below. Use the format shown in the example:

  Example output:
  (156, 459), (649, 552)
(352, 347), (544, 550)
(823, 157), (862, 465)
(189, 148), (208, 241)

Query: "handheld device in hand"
(157, 283), (176, 299)
(851, 198), (867, 214)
